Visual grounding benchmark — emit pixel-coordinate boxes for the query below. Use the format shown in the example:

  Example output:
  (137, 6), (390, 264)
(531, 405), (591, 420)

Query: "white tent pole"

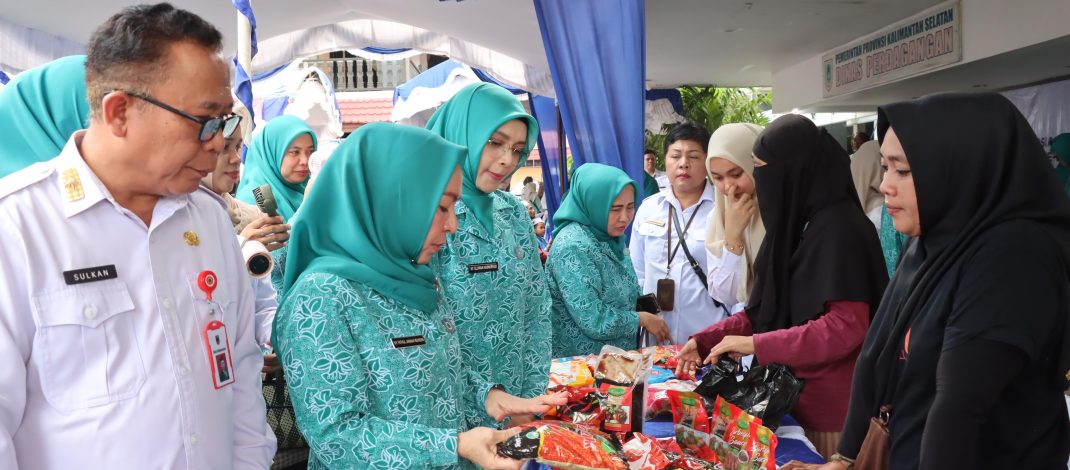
(237, 5), (252, 78)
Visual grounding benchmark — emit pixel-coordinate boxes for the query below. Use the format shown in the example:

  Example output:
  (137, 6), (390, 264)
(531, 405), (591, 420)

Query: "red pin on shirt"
(198, 270), (218, 301)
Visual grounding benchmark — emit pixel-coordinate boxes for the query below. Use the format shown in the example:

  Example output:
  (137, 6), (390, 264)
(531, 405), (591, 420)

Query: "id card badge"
(203, 320), (236, 389)
(656, 278), (676, 311)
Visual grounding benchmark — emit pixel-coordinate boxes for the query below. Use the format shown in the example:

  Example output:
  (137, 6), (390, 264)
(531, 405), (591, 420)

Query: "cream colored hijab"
(850, 140), (884, 213)
(704, 123), (766, 304)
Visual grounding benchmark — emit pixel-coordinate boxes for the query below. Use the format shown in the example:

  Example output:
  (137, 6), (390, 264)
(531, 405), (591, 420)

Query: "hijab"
(235, 115), (318, 221)
(850, 140), (884, 214)
(426, 83), (539, 236)
(854, 92), (1070, 422)
(552, 163), (638, 259)
(703, 123), (767, 304)
(0, 55), (90, 178)
(281, 122), (466, 312)
(746, 114), (887, 334)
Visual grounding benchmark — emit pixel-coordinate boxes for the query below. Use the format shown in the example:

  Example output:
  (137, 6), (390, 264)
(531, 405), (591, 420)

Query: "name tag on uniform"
(644, 219), (666, 227)
(63, 265), (118, 285)
(391, 336), (427, 349)
(467, 262), (499, 274)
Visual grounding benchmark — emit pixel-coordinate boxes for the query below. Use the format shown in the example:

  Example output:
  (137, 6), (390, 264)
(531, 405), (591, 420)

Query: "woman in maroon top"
(677, 114), (887, 458)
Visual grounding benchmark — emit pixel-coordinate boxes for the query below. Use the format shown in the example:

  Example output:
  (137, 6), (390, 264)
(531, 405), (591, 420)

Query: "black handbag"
(263, 371), (308, 451)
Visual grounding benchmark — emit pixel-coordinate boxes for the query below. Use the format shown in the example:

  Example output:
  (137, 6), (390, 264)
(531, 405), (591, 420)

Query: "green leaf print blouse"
(547, 223), (642, 357)
(274, 272), (493, 469)
(436, 192), (553, 429)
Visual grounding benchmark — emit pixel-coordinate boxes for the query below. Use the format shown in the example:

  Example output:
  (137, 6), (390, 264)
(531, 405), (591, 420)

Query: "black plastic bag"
(693, 357), (804, 430)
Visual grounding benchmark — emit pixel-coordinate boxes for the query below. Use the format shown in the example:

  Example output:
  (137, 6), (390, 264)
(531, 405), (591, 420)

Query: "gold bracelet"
(829, 453), (855, 469)
(725, 241), (744, 254)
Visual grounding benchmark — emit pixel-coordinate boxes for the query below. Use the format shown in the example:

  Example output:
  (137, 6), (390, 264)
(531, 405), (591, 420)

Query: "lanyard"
(665, 201), (704, 272)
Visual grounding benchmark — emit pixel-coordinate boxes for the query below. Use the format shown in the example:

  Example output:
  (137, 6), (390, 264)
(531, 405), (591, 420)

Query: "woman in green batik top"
(547, 163), (670, 357)
(426, 83), (553, 428)
(273, 122), (564, 470)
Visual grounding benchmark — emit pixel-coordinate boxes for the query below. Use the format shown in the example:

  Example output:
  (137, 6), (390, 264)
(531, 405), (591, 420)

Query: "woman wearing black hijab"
(785, 93), (1070, 470)
(679, 114), (888, 457)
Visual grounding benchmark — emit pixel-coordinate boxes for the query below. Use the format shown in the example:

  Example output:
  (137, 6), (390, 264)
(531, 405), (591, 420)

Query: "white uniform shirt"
(0, 133), (276, 469)
(705, 248), (747, 314)
(630, 183), (727, 345)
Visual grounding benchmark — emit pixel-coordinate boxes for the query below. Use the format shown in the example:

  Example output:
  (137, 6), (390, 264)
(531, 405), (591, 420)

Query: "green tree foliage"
(646, 87), (771, 170)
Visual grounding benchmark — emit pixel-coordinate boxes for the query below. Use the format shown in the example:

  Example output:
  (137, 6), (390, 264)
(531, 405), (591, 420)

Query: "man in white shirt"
(644, 149), (670, 190)
(631, 124), (728, 345)
(0, 4), (275, 469)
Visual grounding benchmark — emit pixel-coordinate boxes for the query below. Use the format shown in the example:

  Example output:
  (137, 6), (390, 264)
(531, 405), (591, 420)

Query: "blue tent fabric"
(0, 71), (9, 85)
(362, 47), (411, 55)
(232, 0), (259, 128)
(533, 0), (647, 215)
(646, 88), (684, 117)
(528, 94), (567, 232)
(472, 68), (524, 95)
(260, 96), (290, 122)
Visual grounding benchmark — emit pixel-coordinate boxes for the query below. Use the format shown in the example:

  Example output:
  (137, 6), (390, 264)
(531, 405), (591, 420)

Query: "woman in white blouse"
(703, 123), (766, 312)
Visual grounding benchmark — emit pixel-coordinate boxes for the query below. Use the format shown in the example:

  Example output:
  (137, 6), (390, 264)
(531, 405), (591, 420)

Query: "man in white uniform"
(631, 124), (729, 345)
(0, 4), (275, 469)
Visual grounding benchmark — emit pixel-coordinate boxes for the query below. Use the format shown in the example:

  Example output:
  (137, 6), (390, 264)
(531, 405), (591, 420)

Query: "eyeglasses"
(114, 90), (241, 142)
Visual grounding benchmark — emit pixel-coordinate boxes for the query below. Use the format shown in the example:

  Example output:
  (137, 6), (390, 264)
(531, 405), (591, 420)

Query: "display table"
(531, 414), (825, 469)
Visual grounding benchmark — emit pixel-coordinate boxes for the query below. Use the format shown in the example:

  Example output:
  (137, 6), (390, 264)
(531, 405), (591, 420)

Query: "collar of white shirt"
(658, 181), (716, 212)
(55, 131), (190, 221)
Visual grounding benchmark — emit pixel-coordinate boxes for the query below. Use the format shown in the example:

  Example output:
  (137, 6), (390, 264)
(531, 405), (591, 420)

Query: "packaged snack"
(641, 344), (683, 368)
(622, 433), (672, 470)
(647, 366), (676, 385)
(646, 380), (698, 419)
(655, 437), (684, 455)
(744, 424), (777, 470)
(497, 420), (626, 470)
(600, 382), (642, 434)
(668, 391), (716, 462)
(550, 358), (596, 389)
(665, 454), (723, 470)
(595, 346), (649, 384)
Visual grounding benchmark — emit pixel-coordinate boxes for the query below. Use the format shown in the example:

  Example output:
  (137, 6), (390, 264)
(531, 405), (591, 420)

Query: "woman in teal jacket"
(273, 123), (562, 470)
(426, 83), (552, 428)
(548, 164), (670, 357)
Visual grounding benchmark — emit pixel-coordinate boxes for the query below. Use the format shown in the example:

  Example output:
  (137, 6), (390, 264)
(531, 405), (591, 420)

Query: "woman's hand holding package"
(458, 427), (526, 470)
(485, 389), (568, 422)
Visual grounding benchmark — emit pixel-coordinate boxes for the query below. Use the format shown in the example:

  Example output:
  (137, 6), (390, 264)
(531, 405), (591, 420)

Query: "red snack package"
(646, 380), (698, 419)
(623, 433), (672, 470)
(655, 437), (684, 455)
(496, 420), (626, 470)
(666, 454), (723, 470)
(600, 382), (640, 433)
(745, 424), (777, 470)
(668, 391), (716, 462)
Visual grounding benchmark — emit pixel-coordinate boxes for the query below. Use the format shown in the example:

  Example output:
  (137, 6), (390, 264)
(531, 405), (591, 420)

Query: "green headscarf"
(0, 55), (89, 178)
(1051, 133), (1070, 195)
(282, 122), (466, 312)
(236, 115), (318, 221)
(426, 83), (539, 235)
(552, 163), (639, 258)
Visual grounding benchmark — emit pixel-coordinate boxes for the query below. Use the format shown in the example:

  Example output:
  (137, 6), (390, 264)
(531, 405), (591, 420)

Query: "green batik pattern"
(275, 272), (491, 469)
(437, 191), (552, 429)
(547, 223), (642, 357)
(270, 244), (288, 298)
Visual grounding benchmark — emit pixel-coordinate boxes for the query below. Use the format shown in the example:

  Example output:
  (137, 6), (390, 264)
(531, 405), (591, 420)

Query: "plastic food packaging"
(550, 358), (596, 389)
(595, 346), (649, 384)
(496, 420), (627, 470)
(596, 346), (652, 434)
(646, 380), (698, 420)
(668, 391), (717, 462)
(694, 357), (804, 430)
(709, 396), (777, 470)
(623, 433), (673, 470)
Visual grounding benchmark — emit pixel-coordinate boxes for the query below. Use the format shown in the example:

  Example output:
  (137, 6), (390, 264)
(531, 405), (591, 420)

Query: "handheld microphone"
(252, 184), (278, 217)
